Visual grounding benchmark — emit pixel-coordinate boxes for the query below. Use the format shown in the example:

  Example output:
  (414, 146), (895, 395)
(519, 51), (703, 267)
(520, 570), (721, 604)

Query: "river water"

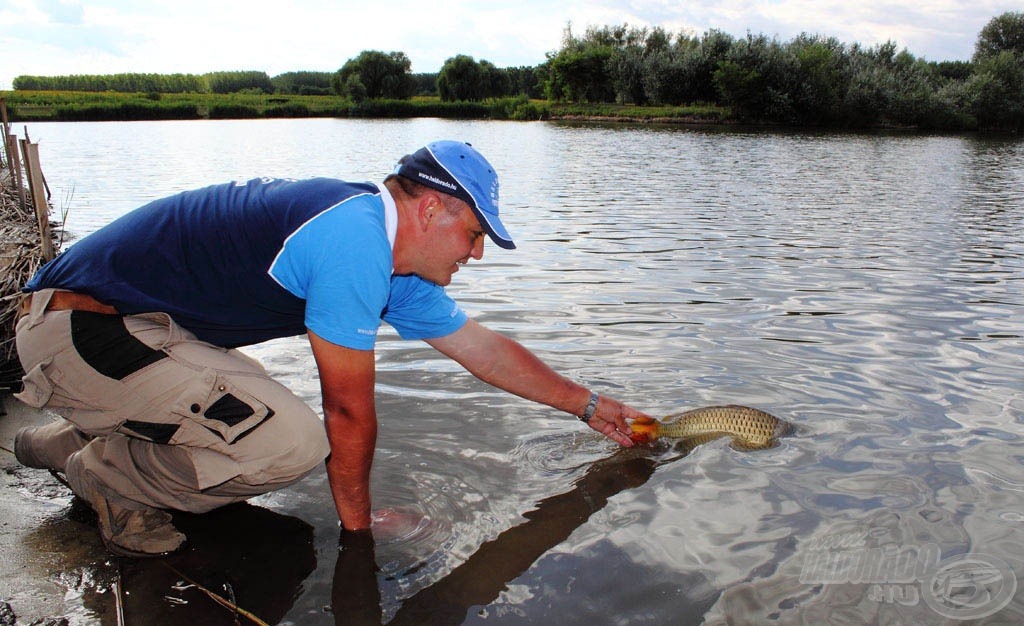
(15, 118), (1024, 624)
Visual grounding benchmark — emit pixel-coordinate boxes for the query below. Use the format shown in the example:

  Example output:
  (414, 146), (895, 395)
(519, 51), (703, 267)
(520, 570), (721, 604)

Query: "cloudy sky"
(1, 0), (1018, 89)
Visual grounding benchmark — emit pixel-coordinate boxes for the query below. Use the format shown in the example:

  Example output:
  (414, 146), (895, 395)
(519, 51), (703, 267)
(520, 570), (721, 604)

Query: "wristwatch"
(577, 392), (599, 424)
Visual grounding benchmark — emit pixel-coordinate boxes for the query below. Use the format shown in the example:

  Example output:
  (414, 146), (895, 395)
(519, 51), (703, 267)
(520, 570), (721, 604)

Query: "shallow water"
(12, 119), (1024, 624)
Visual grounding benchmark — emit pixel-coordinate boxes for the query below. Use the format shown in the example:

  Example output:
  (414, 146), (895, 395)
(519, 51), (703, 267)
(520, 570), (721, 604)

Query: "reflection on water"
(334, 448), (668, 626)
(121, 504), (317, 625)
(19, 120), (1024, 624)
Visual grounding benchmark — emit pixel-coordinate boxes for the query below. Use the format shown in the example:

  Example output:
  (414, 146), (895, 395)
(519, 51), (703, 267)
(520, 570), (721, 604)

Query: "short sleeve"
(384, 275), (468, 340)
(269, 193), (391, 350)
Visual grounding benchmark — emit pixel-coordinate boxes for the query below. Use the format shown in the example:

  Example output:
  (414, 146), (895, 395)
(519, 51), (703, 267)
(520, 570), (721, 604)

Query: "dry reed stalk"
(162, 563), (270, 626)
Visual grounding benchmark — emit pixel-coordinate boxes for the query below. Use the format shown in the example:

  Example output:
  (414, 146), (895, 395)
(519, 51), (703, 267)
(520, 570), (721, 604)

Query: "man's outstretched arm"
(426, 319), (647, 446)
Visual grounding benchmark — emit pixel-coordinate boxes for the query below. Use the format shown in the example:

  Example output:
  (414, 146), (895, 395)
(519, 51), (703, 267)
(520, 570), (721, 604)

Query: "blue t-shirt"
(25, 177), (468, 349)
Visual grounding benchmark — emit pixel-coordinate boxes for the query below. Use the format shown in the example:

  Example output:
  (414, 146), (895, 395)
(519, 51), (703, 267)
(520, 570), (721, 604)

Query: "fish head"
(628, 417), (659, 444)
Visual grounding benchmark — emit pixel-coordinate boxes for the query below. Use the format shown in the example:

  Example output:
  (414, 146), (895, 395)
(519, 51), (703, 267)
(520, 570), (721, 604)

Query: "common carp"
(629, 405), (787, 450)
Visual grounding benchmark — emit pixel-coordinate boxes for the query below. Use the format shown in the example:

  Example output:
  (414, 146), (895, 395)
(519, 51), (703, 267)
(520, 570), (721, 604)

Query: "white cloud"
(36, 0), (84, 24)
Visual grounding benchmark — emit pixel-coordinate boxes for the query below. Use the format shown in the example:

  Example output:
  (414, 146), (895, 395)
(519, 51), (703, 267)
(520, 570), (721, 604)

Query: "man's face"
(416, 198), (486, 286)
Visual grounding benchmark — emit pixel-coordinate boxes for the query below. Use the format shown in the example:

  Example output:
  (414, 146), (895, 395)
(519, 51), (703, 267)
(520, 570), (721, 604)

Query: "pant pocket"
(156, 369), (274, 448)
(15, 359), (54, 408)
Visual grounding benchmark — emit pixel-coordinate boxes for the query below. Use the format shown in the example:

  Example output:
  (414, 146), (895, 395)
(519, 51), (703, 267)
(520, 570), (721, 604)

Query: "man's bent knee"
(228, 401), (329, 486)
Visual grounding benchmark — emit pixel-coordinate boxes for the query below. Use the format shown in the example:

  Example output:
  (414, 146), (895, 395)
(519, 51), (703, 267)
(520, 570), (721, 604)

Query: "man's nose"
(470, 236), (485, 260)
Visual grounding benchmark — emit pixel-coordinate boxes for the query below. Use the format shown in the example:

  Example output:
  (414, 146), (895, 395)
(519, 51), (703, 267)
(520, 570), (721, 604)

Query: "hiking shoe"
(14, 420), (91, 473)
(66, 452), (186, 558)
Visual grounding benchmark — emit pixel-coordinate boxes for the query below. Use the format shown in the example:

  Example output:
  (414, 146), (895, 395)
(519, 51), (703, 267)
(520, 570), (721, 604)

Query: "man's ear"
(417, 194), (440, 231)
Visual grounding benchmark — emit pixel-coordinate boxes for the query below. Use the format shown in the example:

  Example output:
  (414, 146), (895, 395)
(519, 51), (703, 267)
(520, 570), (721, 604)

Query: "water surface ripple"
(21, 120), (1024, 624)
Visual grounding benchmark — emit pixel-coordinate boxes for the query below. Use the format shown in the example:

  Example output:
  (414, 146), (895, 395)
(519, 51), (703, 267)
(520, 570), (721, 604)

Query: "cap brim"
(471, 206), (516, 250)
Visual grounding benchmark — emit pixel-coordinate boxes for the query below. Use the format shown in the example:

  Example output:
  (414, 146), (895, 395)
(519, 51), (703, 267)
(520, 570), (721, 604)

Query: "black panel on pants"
(70, 310), (168, 380)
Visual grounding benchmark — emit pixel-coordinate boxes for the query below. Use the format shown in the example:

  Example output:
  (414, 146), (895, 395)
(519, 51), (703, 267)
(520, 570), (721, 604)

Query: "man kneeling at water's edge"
(12, 140), (649, 556)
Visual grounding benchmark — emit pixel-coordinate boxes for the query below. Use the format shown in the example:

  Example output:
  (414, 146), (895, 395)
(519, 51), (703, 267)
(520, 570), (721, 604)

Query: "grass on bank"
(548, 102), (729, 123)
(0, 90), (731, 124)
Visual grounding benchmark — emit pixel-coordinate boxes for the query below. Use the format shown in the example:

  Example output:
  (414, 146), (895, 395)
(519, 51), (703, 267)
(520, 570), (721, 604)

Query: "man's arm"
(426, 319), (645, 446)
(308, 330), (378, 530)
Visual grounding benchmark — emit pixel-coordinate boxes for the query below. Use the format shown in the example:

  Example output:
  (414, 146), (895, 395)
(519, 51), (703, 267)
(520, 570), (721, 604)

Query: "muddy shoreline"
(0, 397), (103, 625)
(1, 397), (327, 626)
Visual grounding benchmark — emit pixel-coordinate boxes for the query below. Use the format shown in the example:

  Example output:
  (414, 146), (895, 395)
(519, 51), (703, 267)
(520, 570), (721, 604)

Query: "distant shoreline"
(1, 90), (731, 125)
(2, 91), (1001, 134)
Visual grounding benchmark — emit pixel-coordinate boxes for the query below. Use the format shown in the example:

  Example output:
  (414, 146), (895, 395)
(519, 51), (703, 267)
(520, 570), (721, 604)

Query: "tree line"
(11, 12), (1023, 131)
(540, 11), (1022, 130)
(13, 71), (276, 95)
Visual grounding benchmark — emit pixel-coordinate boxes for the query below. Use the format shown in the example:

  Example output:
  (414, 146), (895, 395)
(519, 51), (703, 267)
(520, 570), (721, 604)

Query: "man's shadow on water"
(112, 449), (659, 626)
(332, 444), (697, 626)
(110, 502), (318, 625)
(51, 433), (748, 625)
(15, 477), (318, 625)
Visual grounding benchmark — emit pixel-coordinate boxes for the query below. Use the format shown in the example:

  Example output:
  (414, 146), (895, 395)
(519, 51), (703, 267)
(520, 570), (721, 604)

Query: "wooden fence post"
(0, 97), (13, 178)
(1, 100), (30, 215)
(19, 139), (55, 261)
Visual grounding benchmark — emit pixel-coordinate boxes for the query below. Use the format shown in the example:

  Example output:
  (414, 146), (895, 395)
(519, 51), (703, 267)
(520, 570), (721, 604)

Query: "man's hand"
(584, 395), (648, 447)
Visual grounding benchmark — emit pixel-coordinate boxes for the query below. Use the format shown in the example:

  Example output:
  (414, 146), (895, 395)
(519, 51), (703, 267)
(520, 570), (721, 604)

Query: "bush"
(207, 104), (260, 119)
(55, 101), (198, 121)
(489, 95), (549, 120)
(264, 103), (311, 118)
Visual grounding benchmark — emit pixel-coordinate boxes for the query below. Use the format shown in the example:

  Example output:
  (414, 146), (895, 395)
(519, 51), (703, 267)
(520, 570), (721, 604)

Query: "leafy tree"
(610, 42), (648, 104)
(687, 29), (735, 103)
(204, 71), (274, 94)
(553, 46), (615, 102)
(13, 73), (206, 93)
(956, 12), (1024, 130)
(436, 55), (509, 101)
(840, 53), (890, 127)
(332, 51), (414, 100)
(714, 33), (799, 123)
(504, 66), (543, 98)
(411, 73), (439, 96)
(713, 60), (763, 119)
(609, 25), (679, 105)
(635, 29), (734, 106)
(480, 60), (510, 100)
(544, 24), (617, 102)
(966, 50), (1024, 129)
(974, 11), (1024, 62)
(931, 60), (973, 81)
(640, 48), (678, 105)
(271, 71), (333, 95)
(789, 35), (847, 124)
(344, 74), (368, 103)
(437, 55), (485, 101)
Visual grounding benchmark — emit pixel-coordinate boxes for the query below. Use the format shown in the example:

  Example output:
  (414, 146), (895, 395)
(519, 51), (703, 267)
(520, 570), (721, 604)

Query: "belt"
(19, 291), (120, 319)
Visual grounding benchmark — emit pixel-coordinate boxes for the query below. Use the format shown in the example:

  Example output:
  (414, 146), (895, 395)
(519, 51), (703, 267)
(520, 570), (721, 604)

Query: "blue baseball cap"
(395, 140), (515, 250)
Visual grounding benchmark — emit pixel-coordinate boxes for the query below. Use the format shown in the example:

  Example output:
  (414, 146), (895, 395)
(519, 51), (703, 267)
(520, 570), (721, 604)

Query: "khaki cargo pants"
(15, 289), (330, 513)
